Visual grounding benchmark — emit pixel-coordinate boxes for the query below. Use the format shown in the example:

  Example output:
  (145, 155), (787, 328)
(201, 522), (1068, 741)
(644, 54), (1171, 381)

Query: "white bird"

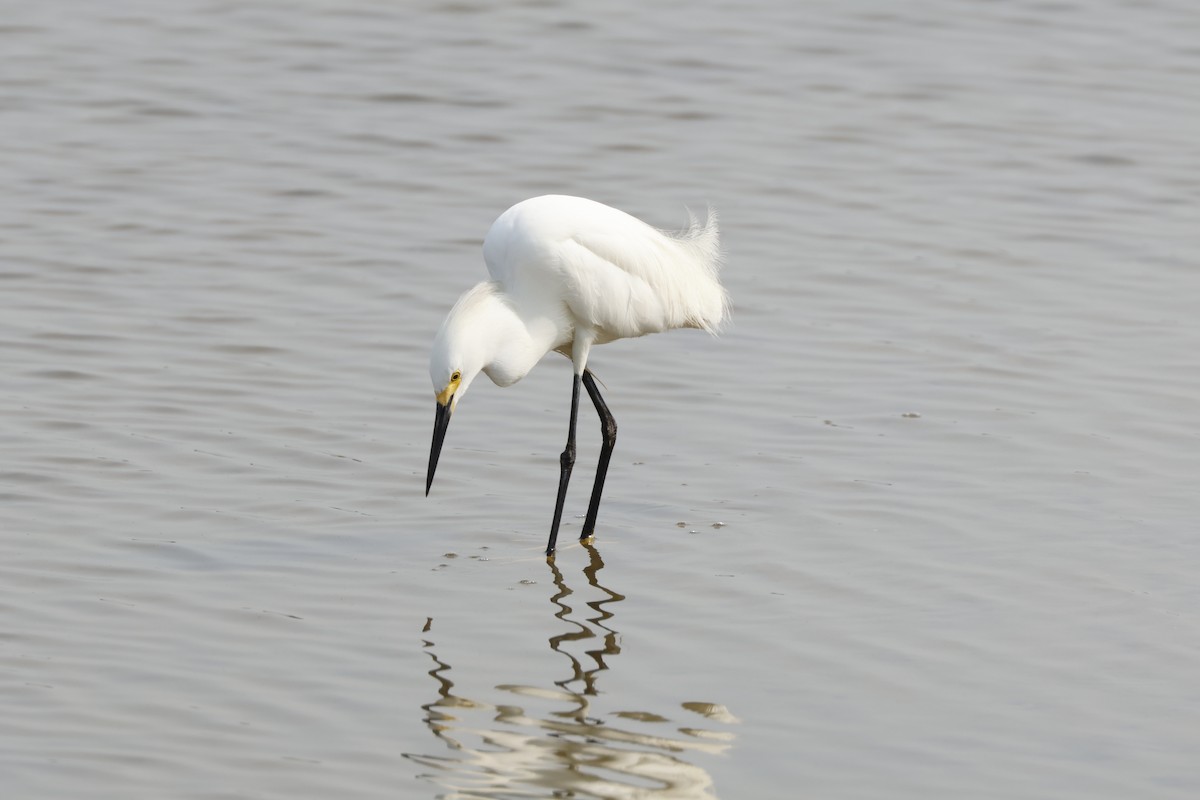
(426, 195), (728, 557)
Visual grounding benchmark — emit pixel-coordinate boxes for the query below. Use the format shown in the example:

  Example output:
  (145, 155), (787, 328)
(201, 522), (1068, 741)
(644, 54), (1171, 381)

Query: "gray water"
(3, 1), (1200, 797)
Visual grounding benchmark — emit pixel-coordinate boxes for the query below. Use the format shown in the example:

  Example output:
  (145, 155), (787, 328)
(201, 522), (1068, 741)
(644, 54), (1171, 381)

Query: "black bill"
(426, 401), (452, 496)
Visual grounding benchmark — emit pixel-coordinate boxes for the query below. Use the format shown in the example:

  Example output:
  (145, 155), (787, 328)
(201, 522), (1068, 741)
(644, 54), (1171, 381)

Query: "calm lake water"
(3, 1), (1199, 798)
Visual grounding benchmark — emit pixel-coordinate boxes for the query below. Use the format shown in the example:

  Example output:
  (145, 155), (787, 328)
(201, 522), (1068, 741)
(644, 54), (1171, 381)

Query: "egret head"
(425, 286), (491, 496)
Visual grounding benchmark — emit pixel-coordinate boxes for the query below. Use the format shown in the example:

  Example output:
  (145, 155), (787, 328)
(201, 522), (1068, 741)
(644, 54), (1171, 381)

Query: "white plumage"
(483, 194), (726, 343)
(426, 194), (728, 557)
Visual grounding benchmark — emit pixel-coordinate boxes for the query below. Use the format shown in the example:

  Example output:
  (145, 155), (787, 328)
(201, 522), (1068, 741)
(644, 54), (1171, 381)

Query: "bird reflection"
(407, 543), (737, 799)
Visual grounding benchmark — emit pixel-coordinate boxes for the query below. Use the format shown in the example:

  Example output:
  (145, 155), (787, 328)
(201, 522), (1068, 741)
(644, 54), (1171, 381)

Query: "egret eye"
(451, 371), (461, 383)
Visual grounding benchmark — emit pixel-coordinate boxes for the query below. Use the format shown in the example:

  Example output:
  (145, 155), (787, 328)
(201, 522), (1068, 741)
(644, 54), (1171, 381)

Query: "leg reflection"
(417, 619), (467, 751)
(548, 541), (625, 698)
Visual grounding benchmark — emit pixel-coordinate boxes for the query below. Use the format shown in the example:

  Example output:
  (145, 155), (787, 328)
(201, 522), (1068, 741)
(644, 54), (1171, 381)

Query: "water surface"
(2, 1), (1199, 797)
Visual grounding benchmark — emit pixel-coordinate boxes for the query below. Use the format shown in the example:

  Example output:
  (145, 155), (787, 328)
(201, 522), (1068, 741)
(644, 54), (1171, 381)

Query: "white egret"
(426, 195), (728, 557)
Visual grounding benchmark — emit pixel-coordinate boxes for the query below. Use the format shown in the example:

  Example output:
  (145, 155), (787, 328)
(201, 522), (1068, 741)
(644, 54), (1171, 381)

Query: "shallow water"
(3, 1), (1199, 797)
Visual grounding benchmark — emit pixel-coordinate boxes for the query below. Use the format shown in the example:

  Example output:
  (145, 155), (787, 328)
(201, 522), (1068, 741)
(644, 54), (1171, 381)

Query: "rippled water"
(3, 1), (1199, 797)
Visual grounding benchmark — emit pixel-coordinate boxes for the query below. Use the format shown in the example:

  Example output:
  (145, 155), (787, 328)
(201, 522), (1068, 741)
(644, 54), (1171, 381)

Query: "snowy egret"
(426, 195), (728, 557)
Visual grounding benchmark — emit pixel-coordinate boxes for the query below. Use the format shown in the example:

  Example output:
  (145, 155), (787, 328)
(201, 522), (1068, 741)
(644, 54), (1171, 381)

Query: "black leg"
(581, 369), (617, 539)
(546, 372), (581, 557)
